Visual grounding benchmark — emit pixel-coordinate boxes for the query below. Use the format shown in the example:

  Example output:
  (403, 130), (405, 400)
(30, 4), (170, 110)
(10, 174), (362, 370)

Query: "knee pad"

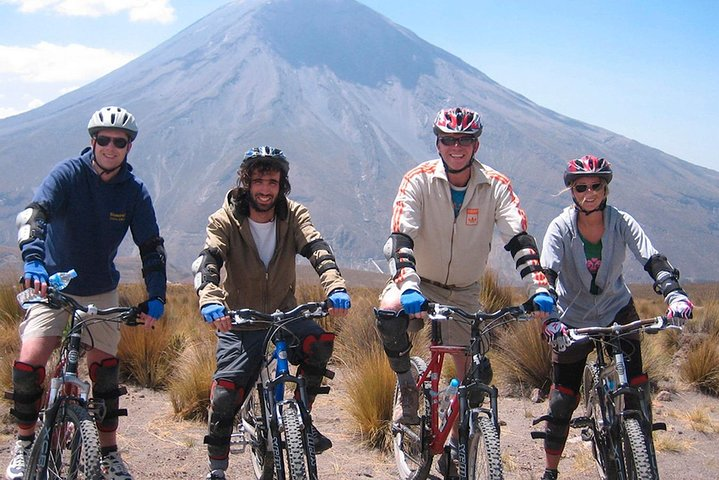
(298, 333), (336, 395)
(375, 309), (412, 373)
(544, 385), (579, 455)
(8, 361), (45, 429)
(625, 373), (651, 417)
(468, 357), (493, 407)
(205, 379), (243, 461)
(89, 357), (127, 433)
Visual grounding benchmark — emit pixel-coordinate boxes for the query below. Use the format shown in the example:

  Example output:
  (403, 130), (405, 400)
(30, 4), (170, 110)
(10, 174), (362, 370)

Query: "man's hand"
(201, 303), (230, 332)
(543, 318), (570, 352)
(400, 289), (426, 318)
(531, 292), (556, 321)
(23, 260), (48, 295)
(328, 289), (351, 317)
(139, 297), (165, 330)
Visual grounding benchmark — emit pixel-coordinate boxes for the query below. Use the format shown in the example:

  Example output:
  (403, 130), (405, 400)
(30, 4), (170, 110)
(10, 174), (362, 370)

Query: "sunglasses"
(438, 136), (476, 147)
(95, 135), (129, 149)
(573, 182), (604, 193)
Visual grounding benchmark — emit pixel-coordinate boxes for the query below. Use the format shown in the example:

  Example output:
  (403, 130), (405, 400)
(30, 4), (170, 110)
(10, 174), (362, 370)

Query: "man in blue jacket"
(6, 106), (167, 480)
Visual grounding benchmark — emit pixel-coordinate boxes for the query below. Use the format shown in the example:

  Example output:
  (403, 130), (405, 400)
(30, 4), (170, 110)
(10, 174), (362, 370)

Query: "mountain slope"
(1, 0), (718, 282)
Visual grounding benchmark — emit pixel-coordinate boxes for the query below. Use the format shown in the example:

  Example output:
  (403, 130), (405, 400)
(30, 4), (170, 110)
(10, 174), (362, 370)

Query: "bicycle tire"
(582, 364), (618, 480)
(240, 388), (275, 480)
(393, 356), (432, 480)
(621, 417), (659, 480)
(281, 403), (308, 480)
(24, 402), (101, 480)
(467, 415), (503, 480)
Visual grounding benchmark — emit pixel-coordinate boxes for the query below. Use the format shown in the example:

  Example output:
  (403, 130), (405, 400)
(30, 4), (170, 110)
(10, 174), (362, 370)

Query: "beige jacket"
(198, 191), (346, 313)
(391, 158), (548, 297)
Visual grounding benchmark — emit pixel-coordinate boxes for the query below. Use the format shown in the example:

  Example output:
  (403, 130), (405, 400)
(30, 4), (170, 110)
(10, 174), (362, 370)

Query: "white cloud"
(0, 98), (44, 119)
(0, 42), (136, 83)
(2, 0), (176, 23)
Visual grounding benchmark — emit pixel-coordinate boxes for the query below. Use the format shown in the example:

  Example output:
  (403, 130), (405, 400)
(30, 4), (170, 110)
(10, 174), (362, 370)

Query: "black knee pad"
(468, 357), (493, 407)
(205, 379), (243, 460)
(89, 357), (127, 433)
(301, 332), (336, 369)
(544, 385), (579, 455)
(375, 308), (412, 373)
(9, 361), (45, 429)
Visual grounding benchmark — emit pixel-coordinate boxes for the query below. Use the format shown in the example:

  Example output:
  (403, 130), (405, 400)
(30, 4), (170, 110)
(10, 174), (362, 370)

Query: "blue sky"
(1, 0), (717, 171)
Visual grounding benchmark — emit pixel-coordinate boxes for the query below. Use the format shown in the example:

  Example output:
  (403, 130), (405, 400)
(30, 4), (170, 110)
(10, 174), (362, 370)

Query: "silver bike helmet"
(87, 106), (138, 141)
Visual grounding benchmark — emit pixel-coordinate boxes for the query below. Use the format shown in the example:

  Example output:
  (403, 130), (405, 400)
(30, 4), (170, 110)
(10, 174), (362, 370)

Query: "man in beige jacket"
(192, 146), (351, 480)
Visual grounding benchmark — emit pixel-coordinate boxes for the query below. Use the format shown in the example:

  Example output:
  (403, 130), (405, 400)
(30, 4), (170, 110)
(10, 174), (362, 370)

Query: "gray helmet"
(87, 106), (138, 141)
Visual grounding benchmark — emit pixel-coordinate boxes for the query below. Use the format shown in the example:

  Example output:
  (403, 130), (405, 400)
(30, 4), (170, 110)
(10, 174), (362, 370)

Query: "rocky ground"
(2, 370), (718, 479)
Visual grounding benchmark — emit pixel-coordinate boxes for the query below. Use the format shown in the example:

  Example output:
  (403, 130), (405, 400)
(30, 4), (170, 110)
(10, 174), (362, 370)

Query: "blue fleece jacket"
(20, 147), (166, 299)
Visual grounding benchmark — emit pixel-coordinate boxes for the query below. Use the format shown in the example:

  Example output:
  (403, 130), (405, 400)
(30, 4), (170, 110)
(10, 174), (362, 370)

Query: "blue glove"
(24, 260), (48, 286)
(532, 292), (556, 313)
(328, 290), (351, 310)
(400, 289), (426, 315)
(201, 303), (226, 323)
(146, 298), (165, 320)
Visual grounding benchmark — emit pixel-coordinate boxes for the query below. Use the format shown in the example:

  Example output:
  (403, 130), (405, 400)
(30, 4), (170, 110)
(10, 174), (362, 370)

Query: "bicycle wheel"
(393, 356), (432, 480)
(621, 417), (659, 480)
(24, 402), (101, 480)
(281, 402), (308, 480)
(239, 388), (274, 480)
(582, 364), (618, 480)
(467, 415), (503, 480)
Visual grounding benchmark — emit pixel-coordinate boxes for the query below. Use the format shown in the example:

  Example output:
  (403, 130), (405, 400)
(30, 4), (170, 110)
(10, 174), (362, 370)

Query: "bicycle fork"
(456, 383), (500, 480)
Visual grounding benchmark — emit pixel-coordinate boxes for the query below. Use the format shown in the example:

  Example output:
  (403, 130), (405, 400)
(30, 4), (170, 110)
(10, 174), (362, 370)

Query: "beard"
(248, 193), (277, 213)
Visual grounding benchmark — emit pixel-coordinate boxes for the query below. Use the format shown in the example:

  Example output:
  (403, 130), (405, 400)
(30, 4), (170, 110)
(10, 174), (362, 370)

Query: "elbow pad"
(16, 203), (49, 251)
(504, 232), (543, 279)
(139, 236), (167, 278)
(644, 254), (683, 297)
(192, 247), (223, 293)
(383, 233), (416, 279)
(301, 239), (340, 275)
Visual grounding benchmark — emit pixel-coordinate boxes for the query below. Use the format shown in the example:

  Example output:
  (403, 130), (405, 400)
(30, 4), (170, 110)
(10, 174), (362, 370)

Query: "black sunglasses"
(438, 136), (476, 147)
(573, 182), (604, 193)
(95, 135), (129, 149)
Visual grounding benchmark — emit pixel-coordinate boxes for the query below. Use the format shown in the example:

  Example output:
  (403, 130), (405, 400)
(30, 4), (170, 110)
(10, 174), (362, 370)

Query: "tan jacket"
(391, 158), (548, 297)
(197, 191), (346, 313)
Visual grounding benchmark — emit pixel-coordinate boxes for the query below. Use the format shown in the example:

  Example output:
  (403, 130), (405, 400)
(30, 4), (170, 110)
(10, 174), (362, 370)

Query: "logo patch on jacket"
(109, 212), (126, 222)
(466, 208), (478, 225)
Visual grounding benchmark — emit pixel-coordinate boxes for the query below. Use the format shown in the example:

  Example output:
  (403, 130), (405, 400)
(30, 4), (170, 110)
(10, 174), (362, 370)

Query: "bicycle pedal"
(652, 422), (667, 431)
(570, 416), (592, 428)
(230, 432), (248, 453)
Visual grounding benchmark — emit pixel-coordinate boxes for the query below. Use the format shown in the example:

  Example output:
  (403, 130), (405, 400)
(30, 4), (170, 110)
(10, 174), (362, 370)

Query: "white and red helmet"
(433, 107), (483, 138)
(564, 155), (613, 187)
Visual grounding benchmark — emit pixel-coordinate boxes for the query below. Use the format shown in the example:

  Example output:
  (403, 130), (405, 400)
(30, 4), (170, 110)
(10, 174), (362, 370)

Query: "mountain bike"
(566, 316), (679, 480)
(19, 287), (141, 480)
(391, 301), (535, 480)
(231, 302), (332, 480)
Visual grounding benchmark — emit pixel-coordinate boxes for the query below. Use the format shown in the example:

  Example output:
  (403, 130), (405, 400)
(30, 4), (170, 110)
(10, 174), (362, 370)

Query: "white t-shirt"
(249, 217), (276, 268)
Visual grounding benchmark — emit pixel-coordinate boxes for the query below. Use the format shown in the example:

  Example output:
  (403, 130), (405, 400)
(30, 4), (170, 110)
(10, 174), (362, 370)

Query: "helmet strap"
(573, 197), (607, 215)
(92, 148), (125, 177)
(440, 152), (474, 174)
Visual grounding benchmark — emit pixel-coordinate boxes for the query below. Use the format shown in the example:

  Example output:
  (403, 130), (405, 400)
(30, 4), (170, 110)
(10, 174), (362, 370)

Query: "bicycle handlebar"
(227, 301), (329, 328)
(567, 316), (680, 342)
(26, 287), (143, 326)
(425, 299), (536, 323)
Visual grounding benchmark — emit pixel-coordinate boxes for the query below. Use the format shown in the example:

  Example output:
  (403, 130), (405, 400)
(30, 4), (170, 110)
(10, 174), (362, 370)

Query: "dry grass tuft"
(680, 335), (719, 395)
(654, 430), (691, 452)
(341, 345), (395, 450)
(167, 335), (216, 421)
(493, 320), (552, 393)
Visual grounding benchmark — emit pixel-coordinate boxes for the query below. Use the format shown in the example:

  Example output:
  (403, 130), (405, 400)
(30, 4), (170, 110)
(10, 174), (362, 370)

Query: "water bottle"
(438, 378), (460, 430)
(49, 269), (77, 290)
(16, 269), (77, 309)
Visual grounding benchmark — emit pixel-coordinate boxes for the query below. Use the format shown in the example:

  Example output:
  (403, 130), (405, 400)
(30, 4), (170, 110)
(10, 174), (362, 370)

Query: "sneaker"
(393, 385), (420, 425)
(206, 469), (226, 480)
(541, 469), (559, 480)
(100, 451), (133, 480)
(5, 439), (32, 480)
(312, 425), (333, 453)
(436, 446), (459, 479)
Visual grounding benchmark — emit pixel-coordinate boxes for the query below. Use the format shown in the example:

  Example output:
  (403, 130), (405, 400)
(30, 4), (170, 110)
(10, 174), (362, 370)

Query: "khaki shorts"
(380, 280), (481, 346)
(19, 290), (122, 355)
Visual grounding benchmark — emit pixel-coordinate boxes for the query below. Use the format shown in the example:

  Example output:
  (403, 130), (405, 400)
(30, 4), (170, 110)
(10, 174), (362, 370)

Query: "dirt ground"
(2, 370), (718, 480)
